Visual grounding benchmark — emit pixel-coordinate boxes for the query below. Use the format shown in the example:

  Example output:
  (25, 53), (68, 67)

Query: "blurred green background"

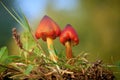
(0, 0), (120, 78)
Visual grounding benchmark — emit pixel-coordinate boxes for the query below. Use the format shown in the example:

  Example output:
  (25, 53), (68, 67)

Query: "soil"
(0, 60), (115, 80)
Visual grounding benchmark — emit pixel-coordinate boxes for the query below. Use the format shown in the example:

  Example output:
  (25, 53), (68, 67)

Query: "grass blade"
(0, 47), (8, 64)
(0, 2), (30, 31)
(0, 2), (24, 28)
(24, 64), (34, 75)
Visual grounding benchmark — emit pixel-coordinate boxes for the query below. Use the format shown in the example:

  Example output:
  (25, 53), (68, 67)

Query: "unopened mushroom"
(60, 24), (79, 59)
(35, 15), (61, 62)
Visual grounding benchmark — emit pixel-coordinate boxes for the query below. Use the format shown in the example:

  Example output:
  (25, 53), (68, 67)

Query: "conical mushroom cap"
(60, 24), (79, 46)
(35, 15), (61, 41)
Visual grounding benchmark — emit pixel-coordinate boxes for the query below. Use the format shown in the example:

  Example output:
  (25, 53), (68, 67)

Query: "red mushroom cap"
(35, 15), (61, 41)
(60, 24), (79, 46)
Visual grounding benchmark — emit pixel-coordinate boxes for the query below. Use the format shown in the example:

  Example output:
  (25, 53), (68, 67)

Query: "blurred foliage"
(0, 0), (120, 79)
(0, 0), (19, 46)
(44, 0), (120, 64)
(0, 0), (120, 67)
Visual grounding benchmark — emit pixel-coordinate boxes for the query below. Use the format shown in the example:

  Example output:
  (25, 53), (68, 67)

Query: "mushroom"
(60, 24), (79, 59)
(35, 15), (61, 62)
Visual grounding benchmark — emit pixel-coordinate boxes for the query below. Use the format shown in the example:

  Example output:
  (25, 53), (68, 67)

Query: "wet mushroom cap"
(35, 15), (61, 41)
(60, 24), (79, 46)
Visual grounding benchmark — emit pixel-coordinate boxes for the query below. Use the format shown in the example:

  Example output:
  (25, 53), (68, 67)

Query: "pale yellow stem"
(65, 41), (73, 59)
(46, 38), (60, 72)
(46, 38), (58, 62)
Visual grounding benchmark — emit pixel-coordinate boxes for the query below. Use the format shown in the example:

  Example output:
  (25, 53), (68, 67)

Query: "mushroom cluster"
(35, 15), (79, 62)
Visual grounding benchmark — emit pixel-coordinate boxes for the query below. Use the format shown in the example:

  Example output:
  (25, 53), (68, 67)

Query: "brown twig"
(0, 64), (20, 72)
(12, 28), (23, 49)
(12, 28), (33, 54)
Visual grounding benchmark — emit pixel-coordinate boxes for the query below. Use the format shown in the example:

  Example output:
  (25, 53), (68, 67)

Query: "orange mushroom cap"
(35, 15), (61, 41)
(60, 24), (79, 46)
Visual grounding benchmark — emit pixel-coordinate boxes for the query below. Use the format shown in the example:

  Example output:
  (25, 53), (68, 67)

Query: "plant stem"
(46, 38), (61, 72)
(46, 38), (58, 62)
(0, 64), (20, 72)
(65, 41), (73, 59)
(27, 23), (46, 56)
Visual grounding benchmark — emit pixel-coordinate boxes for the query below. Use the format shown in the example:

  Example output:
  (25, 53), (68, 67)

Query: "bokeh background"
(0, 0), (120, 78)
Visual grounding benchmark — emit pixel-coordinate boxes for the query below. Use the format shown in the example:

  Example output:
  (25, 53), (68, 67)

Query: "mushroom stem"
(46, 37), (58, 62)
(46, 38), (60, 72)
(65, 41), (73, 59)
